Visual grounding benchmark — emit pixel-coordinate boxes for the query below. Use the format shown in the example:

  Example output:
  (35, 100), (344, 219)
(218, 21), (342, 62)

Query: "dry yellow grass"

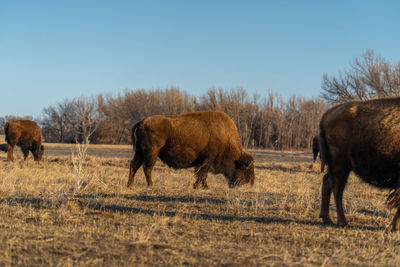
(0, 144), (399, 266)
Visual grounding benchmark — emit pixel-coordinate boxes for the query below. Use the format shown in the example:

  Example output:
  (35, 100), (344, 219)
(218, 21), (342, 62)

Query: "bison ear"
(235, 153), (255, 170)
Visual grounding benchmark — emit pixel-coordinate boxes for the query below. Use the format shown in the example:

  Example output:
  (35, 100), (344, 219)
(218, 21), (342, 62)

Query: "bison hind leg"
(193, 164), (210, 189)
(319, 173), (333, 224)
(127, 151), (144, 188)
(7, 144), (15, 161)
(391, 208), (400, 231)
(387, 189), (400, 231)
(142, 150), (160, 187)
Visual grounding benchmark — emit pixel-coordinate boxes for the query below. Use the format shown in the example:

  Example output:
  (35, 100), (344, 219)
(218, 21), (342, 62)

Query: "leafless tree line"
(31, 87), (326, 150)
(3, 49), (395, 149)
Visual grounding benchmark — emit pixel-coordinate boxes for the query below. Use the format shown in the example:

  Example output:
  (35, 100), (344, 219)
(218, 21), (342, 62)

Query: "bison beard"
(127, 111), (255, 189)
(319, 97), (400, 231)
(5, 120), (44, 161)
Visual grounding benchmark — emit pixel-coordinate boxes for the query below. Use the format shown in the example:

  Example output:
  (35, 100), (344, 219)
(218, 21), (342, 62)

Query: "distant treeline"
(0, 88), (327, 150)
(2, 50), (396, 150)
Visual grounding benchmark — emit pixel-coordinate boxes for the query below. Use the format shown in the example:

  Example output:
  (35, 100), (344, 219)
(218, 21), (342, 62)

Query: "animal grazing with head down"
(5, 120), (44, 161)
(127, 111), (255, 189)
(319, 97), (400, 231)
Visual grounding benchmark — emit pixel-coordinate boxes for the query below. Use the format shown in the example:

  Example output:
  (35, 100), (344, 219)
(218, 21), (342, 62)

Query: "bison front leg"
(22, 149), (29, 161)
(7, 145), (14, 161)
(193, 164), (210, 189)
(319, 173), (333, 224)
(127, 151), (144, 188)
(391, 207), (400, 231)
(142, 151), (159, 187)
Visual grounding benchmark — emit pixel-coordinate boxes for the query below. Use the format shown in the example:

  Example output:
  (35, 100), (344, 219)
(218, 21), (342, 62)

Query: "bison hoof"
(320, 216), (333, 225)
(201, 184), (209, 189)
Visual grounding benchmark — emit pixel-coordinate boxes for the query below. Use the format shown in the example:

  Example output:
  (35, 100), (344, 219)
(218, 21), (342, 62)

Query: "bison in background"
(0, 144), (7, 152)
(127, 111), (255, 189)
(5, 120), (44, 161)
(312, 135), (320, 162)
(312, 135), (326, 172)
(319, 97), (400, 231)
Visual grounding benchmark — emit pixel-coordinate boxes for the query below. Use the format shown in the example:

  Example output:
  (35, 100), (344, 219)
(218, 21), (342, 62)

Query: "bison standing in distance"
(319, 97), (400, 230)
(312, 135), (326, 172)
(5, 120), (44, 161)
(312, 135), (320, 163)
(127, 111), (255, 189)
(0, 144), (7, 153)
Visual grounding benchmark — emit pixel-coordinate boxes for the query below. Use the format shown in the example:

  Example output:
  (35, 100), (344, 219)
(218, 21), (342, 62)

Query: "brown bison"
(319, 98), (400, 230)
(312, 135), (326, 172)
(5, 120), (44, 161)
(127, 111), (255, 189)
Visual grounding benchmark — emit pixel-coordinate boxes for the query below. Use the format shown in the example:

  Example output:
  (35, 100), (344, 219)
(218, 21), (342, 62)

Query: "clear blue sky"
(1, 1), (400, 117)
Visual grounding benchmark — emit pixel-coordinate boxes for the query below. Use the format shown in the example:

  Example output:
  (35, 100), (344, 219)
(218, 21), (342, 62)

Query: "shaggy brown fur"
(319, 97), (400, 231)
(127, 111), (255, 189)
(5, 120), (44, 161)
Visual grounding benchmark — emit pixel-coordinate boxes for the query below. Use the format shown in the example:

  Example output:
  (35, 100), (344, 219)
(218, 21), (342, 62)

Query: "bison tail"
(319, 130), (330, 173)
(387, 189), (400, 209)
(131, 119), (144, 148)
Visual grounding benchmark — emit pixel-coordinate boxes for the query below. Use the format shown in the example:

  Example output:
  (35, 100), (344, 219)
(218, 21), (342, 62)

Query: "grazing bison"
(5, 120), (44, 161)
(127, 111), (255, 189)
(312, 135), (326, 172)
(319, 98), (400, 230)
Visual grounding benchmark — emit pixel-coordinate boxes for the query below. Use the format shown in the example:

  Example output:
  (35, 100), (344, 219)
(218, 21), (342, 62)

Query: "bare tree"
(39, 88), (328, 150)
(41, 99), (75, 142)
(69, 96), (103, 143)
(322, 49), (400, 103)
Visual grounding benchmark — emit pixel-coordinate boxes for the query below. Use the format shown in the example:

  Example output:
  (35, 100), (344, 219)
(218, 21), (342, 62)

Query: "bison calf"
(319, 98), (400, 231)
(128, 111), (255, 189)
(5, 120), (44, 161)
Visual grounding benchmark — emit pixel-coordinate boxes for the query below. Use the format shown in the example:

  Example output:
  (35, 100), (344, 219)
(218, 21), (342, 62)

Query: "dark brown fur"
(319, 97), (400, 231)
(312, 135), (320, 162)
(5, 120), (44, 161)
(0, 144), (7, 152)
(127, 111), (255, 189)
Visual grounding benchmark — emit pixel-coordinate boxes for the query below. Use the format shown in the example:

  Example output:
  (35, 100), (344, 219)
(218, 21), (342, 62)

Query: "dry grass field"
(0, 143), (399, 266)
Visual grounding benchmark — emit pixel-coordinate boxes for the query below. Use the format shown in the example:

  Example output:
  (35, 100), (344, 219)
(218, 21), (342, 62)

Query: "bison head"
(34, 145), (44, 161)
(229, 152), (255, 188)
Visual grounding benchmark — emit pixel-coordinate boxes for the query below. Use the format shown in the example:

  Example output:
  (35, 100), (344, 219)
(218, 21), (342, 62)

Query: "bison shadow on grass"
(0, 196), (387, 231)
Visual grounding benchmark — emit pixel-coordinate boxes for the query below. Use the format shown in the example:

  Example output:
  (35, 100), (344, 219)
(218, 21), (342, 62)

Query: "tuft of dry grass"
(0, 144), (398, 266)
